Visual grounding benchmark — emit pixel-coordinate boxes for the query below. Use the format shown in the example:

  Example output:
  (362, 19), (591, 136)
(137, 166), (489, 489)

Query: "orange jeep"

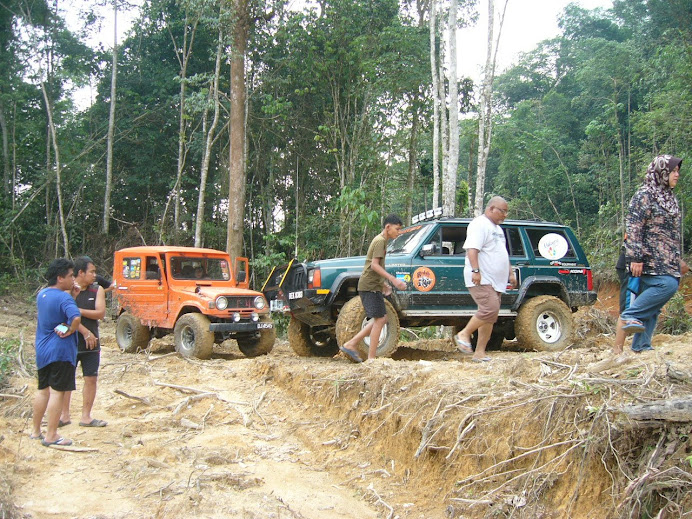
(112, 246), (275, 359)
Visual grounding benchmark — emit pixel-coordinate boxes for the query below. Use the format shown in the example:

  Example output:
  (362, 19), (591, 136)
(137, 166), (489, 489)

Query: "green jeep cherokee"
(263, 217), (597, 359)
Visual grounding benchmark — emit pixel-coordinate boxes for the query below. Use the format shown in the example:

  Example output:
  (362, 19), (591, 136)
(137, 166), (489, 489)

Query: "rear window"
(505, 227), (526, 257)
(525, 228), (576, 260)
(121, 258), (142, 279)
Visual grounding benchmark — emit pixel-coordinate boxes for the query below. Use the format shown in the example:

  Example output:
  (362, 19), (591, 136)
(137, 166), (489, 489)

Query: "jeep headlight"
(215, 296), (228, 311)
(254, 296), (266, 310)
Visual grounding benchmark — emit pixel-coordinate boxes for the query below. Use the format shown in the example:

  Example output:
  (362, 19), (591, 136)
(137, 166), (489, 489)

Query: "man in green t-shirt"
(340, 214), (407, 362)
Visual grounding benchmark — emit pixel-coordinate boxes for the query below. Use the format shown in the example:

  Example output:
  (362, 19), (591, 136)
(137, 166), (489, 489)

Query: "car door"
(116, 254), (168, 326)
(405, 223), (476, 315)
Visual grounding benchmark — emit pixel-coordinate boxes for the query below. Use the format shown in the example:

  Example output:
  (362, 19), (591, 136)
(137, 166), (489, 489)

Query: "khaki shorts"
(469, 285), (502, 323)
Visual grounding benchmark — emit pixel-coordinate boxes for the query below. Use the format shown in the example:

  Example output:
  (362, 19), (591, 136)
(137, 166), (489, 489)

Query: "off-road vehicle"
(113, 246), (274, 359)
(263, 215), (596, 359)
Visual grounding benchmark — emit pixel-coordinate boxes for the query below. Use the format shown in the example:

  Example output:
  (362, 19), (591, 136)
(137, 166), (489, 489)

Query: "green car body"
(263, 218), (597, 358)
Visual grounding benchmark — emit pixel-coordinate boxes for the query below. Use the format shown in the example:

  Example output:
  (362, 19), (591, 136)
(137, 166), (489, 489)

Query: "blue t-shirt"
(35, 287), (81, 369)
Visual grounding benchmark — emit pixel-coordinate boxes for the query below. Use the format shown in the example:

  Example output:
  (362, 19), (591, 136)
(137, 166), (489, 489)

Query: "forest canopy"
(0, 0), (690, 290)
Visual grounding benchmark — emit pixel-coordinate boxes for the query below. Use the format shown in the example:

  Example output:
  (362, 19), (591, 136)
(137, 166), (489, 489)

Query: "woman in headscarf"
(613, 154), (689, 354)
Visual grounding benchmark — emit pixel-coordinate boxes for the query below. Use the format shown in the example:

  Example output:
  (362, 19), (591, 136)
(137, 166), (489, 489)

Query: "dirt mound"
(1, 297), (691, 518)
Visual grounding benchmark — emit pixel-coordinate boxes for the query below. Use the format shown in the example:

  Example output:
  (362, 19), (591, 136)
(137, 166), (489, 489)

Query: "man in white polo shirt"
(454, 196), (517, 362)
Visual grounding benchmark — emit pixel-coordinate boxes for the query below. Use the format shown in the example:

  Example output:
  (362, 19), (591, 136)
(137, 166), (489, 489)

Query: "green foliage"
(658, 293), (692, 335)
(0, 338), (20, 389)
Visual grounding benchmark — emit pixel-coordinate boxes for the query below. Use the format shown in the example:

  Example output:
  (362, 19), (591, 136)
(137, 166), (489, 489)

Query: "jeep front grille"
(225, 296), (256, 310)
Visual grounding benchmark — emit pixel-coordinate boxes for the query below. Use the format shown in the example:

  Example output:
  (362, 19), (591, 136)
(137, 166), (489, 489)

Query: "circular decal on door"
(412, 267), (436, 292)
(538, 233), (569, 260)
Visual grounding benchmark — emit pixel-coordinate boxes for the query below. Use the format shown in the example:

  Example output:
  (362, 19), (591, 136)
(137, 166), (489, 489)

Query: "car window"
(424, 225), (467, 256)
(388, 224), (431, 254)
(504, 227), (526, 257)
(170, 256), (232, 281)
(121, 257), (142, 279)
(525, 228), (577, 260)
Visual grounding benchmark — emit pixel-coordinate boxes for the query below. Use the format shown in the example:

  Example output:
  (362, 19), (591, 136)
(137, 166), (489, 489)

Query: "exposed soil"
(1, 283), (691, 519)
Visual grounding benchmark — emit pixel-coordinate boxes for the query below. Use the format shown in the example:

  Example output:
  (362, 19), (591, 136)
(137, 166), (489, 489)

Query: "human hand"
(629, 262), (643, 277)
(472, 271), (481, 286)
(393, 278), (407, 291)
(84, 333), (98, 350)
(508, 272), (518, 289)
(54, 324), (69, 338)
(71, 282), (81, 298)
(681, 260), (689, 276)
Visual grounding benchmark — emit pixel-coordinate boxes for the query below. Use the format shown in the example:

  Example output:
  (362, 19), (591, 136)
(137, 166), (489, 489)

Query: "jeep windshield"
(387, 224), (431, 254)
(170, 256), (232, 281)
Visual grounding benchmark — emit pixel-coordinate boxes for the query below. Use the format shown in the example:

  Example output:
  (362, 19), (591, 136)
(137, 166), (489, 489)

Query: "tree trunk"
(473, 0), (508, 216)
(226, 0), (249, 263)
(474, 0), (495, 216)
(159, 10), (199, 243)
(103, 2), (117, 234)
(41, 82), (69, 256)
(429, 0), (440, 210)
(0, 99), (9, 198)
(438, 51), (448, 209)
(616, 397), (692, 423)
(194, 27), (223, 248)
(406, 104), (419, 225)
(443, 0), (458, 217)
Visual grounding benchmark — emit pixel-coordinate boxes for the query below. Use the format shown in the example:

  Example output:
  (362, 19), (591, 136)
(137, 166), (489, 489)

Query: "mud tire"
(335, 297), (400, 360)
(237, 316), (276, 358)
(173, 313), (214, 359)
(288, 317), (338, 357)
(116, 312), (150, 353)
(515, 295), (573, 352)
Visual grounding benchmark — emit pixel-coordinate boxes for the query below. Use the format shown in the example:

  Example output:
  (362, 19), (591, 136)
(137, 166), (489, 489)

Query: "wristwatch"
(471, 268), (480, 273)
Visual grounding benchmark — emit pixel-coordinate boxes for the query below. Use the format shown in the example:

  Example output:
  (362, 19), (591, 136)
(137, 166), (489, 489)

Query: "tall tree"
(103, 0), (118, 234)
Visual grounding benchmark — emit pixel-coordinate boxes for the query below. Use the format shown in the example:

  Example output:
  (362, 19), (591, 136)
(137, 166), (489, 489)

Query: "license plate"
(288, 290), (303, 300)
(258, 322), (274, 329)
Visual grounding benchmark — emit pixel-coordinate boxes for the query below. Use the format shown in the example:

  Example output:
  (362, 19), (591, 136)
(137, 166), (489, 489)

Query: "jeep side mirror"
(420, 243), (436, 257)
(236, 270), (246, 283)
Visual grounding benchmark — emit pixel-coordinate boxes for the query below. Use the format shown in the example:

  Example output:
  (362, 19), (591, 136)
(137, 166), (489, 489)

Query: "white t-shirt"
(463, 215), (510, 292)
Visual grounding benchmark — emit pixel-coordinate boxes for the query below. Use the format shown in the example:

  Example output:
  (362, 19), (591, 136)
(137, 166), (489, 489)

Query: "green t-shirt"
(358, 233), (387, 292)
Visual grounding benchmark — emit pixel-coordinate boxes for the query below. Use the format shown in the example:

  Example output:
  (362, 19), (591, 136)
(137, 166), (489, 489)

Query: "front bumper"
(209, 322), (273, 332)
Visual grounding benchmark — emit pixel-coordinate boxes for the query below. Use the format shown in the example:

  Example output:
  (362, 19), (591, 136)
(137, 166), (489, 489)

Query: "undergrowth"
(0, 338), (19, 390)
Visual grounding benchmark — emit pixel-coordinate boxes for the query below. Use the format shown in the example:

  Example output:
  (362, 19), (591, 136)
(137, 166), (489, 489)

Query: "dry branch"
(614, 397), (692, 422)
(114, 389), (152, 406)
(172, 392), (217, 415)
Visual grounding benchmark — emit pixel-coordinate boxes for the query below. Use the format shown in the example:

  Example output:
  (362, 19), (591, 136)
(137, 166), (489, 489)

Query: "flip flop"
(621, 319), (645, 334)
(29, 433), (45, 440)
(41, 437), (73, 447)
(79, 419), (108, 427)
(453, 334), (474, 354)
(472, 356), (491, 363)
(58, 419), (71, 428)
(338, 346), (363, 363)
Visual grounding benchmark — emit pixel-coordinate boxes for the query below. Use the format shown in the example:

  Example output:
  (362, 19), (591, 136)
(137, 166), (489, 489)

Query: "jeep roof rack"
(411, 207), (443, 224)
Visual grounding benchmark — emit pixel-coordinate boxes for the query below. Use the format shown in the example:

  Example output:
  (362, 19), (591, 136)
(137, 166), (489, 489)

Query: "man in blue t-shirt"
(31, 258), (81, 447)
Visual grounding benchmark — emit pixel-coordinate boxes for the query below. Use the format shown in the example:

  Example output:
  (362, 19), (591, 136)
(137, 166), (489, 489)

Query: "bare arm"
(371, 257), (407, 290)
(79, 286), (106, 320)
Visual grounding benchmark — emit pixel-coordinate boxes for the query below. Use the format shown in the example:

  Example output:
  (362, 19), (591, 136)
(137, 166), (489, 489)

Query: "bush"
(0, 337), (19, 390)
(659, 293), (692, 335)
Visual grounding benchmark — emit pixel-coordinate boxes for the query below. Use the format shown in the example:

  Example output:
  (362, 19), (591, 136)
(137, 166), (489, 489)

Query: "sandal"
(621, 319), (645, 334)
(453, 334), (474, 354)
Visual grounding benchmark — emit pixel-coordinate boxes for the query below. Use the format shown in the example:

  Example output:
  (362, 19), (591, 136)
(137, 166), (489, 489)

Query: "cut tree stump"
(615, 397), (692, 422)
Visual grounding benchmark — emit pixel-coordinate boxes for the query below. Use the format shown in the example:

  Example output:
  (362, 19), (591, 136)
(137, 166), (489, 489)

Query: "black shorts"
(37, 361), (76, 392)
(359, 291), (386, 319)
(76, 351), (100, 377)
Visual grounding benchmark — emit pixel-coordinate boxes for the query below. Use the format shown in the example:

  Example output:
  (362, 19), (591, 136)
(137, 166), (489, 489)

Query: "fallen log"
(615, 397), (692, 422)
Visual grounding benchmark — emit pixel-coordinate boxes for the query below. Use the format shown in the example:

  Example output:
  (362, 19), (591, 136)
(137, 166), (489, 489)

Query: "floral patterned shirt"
(625, 187), (681, 278)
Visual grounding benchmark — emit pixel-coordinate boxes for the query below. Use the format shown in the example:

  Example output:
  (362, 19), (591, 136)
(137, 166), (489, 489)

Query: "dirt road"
(1, 293), (691, 518)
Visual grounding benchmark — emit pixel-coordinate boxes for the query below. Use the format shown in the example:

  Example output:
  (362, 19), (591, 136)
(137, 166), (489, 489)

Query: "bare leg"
(342, 321), (374, 351)
(367, 316), (387, 360)
(455, 316), (486, 345)
(60, 391), (72, 424)
(80, 376), (97, 424)
(613, 318), (626, 355)
(32, 388), (50, 437)
(44, 389), (69, 443)
(473, 322), (494, 359)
